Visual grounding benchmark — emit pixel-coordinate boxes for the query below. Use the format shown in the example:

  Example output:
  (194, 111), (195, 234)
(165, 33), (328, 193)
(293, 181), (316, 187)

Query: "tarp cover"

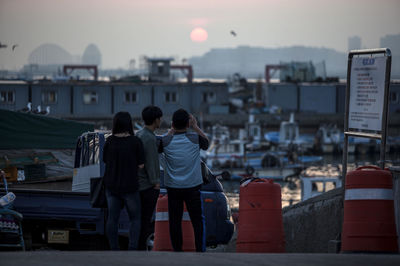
(0, 109), (94, 149)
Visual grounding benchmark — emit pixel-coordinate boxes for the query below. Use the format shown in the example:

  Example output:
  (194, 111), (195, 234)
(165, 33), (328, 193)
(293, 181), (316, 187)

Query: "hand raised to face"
(189, 114), (197, 128)
(167, 127), (175, 135)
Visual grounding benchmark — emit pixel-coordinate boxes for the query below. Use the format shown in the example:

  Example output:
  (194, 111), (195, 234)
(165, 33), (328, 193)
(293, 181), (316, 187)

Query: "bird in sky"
(0, 42), (7, 48)
(230, 30), (237, 37)
(12, 44), (18, 51)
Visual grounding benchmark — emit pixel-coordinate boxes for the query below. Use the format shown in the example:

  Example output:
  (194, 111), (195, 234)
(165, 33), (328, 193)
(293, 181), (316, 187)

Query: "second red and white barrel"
(341, 166), (398, 252)
(153, 194), (195, 251)
(236, 178), (285, 253)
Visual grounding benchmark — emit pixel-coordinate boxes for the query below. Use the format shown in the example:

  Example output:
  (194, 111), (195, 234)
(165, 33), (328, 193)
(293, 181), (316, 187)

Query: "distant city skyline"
(0, 0), (399, 70)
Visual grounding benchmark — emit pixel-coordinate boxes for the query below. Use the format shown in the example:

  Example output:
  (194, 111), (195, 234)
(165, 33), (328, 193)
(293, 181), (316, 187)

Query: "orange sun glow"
(190, 27), (208, 42)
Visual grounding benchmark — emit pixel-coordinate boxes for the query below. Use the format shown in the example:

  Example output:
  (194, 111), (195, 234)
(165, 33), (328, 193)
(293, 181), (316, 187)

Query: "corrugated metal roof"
(0, 80), (27, 84)
(147, 57), (174, 62)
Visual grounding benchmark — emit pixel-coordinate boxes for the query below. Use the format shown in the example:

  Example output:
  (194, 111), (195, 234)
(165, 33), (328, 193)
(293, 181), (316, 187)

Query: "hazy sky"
(0, 0), (399, 69)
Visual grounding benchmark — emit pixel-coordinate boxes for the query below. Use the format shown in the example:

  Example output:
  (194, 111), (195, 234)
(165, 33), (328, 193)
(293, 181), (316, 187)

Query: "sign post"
(342, 48), (392, 181)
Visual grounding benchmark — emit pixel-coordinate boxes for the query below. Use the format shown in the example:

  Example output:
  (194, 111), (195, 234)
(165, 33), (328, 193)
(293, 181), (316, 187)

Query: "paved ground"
(2, 251), (400, 266)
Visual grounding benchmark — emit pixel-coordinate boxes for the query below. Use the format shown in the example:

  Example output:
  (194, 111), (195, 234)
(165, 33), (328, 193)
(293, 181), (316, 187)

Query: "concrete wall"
(191, 82), (229, 115)
(0, 81), (230, 118)
(267, 84), (298, 112)
(73, 84), (112, 117)
(336, 85), (346, 114)
(1, 81), (399, 118)
(267, 82), (400, 115)
(299, 85), (336, 114)
(0, 83), (29, 111)
(31, 83), (71, 116)
(282, 188), (344, 253)
(113, 84), (150, 116)
(153, 84), (191, 115)
(283, 169), (400, 253)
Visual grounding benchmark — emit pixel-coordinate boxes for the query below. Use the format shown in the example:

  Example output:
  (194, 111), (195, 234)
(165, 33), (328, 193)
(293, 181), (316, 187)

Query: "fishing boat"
(204, 139), (323, 181)
(314, 124), (341, 154)
(264, 113), (314, 151)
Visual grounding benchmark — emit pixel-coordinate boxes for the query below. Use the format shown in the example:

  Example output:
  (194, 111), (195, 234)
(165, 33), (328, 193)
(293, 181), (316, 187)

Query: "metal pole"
(342, 53), (353, 182)
(342, 135), (348, 181)
(380, 49), (392, 169)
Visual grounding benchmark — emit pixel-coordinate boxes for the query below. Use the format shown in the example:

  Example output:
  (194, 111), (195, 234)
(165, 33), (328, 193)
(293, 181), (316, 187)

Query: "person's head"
(142, 105), (163, 128)
(112, 111), (134, 135)
(172, 108), (190, 130)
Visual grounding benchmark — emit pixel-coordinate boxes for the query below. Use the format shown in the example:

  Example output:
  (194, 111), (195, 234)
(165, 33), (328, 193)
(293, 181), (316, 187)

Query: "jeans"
(138, 187), (160, 250)
(105, 189), (141, 250)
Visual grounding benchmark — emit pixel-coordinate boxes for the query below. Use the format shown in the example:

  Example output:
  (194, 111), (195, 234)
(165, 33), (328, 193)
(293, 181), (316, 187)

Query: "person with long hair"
(103, 111), (144, 250)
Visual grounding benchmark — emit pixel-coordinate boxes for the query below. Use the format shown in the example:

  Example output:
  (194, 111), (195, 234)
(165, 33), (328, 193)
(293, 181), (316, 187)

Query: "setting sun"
(190, 27), (208, 43)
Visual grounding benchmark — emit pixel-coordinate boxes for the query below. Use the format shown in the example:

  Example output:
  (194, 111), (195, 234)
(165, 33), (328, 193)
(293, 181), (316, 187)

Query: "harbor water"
(223, 152), (400, 210)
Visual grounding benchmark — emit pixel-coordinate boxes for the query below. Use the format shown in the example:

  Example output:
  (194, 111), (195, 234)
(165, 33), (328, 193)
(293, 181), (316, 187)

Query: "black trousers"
(167, 185), (205, 252)
(138, 187), (159, 250)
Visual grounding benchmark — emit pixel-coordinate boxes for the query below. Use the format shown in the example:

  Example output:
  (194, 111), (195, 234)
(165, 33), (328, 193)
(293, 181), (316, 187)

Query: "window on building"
(165, 92), (178, 103)
(253, 127), (259, 136)
(234, 144), (240, 152)
(83, 91), (98, 104)
(202, 92), (216, 103)
(157, 62), (165, 75)
(390, 92), (399, 104)
(41, 90), (57, 104)
(0, 91), (15, 104)
(124, 91), (137, 103)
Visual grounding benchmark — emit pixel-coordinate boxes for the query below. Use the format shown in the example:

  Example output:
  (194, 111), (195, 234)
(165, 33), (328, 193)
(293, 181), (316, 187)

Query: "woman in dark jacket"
(103, 111), (145, 250)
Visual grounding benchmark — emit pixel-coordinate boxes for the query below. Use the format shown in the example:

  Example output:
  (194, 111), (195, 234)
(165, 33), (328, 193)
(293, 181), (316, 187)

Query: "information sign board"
(342, 48), (391, 177)
(348, 56), (387, 131)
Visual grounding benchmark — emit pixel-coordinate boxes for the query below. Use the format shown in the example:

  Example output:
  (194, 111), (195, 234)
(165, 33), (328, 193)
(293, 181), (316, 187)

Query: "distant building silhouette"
(348, 36), (361, 51)
(380, 34), (400, 55)
(22, 43), (103, 80)
(82, 44), (102, 66)
(28, 43), (74, 65)
(380, 33), (400, 78)
(188, 46), (347, 78)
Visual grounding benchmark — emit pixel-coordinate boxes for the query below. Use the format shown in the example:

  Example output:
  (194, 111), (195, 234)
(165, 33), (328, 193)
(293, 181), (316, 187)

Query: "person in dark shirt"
(103, 111), (145, 250)
(136, 105), (163, 250)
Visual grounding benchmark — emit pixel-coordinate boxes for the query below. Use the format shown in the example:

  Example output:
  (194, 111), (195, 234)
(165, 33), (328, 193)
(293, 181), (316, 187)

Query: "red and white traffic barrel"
(236, 178), (285, 253)
(153, 194), (195, 251)
(341, 166), (398, 253)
